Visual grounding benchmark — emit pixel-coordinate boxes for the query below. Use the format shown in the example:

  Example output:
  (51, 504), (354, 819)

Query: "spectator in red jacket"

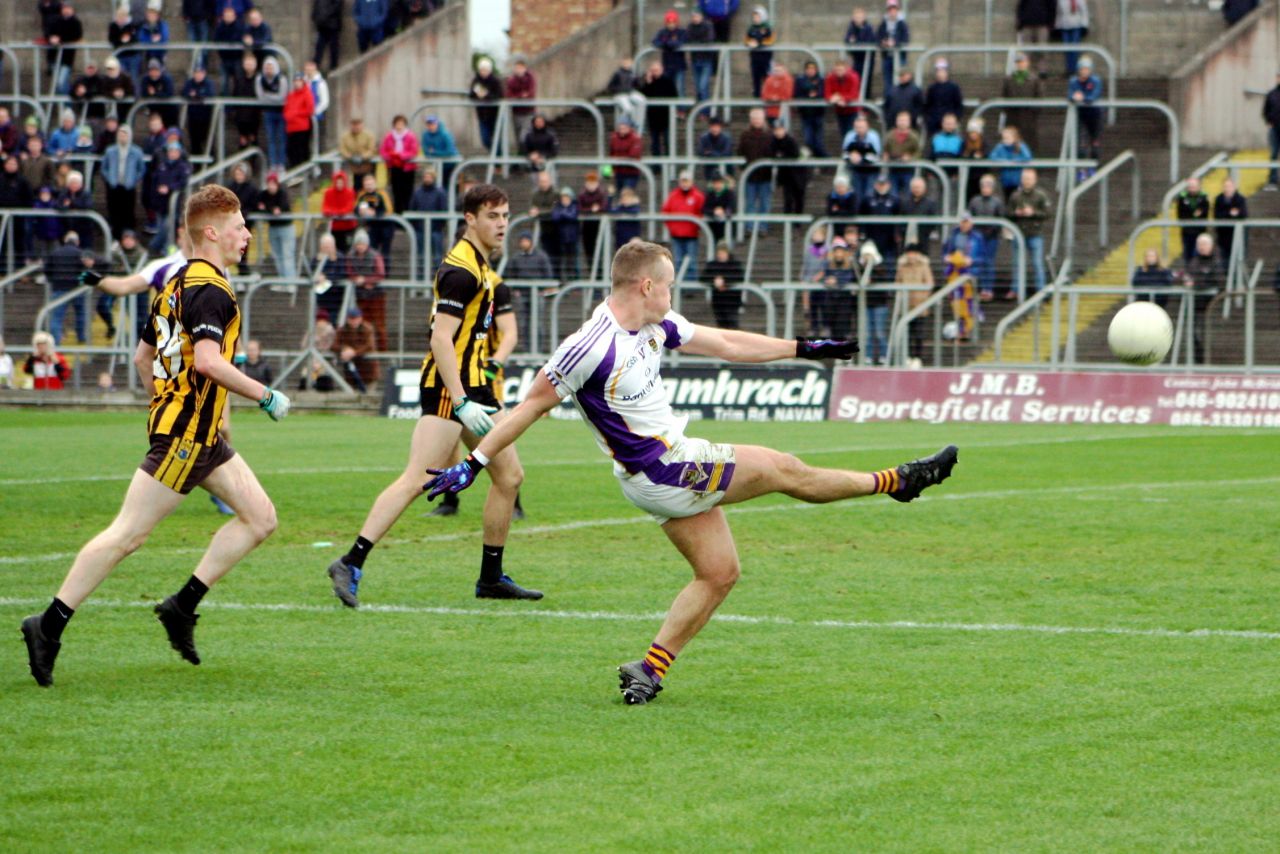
(825, 57), (863, 139)
(661, 170), (706, 280)
(760, 60), (794, 126)
(284, 73), (316, 168)
(379, 113), (420, 216)
(505, 56), (537, 139)
(322, 169), (358, 250)
(608, 117), (645, 190)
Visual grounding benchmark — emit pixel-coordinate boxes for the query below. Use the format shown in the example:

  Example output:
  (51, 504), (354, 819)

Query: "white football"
(1108, 301), (1173, 366)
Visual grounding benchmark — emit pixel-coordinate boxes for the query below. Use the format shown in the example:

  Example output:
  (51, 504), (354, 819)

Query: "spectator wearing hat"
(761, 60), (795, 128)
(638, 61), (678, 157)
(354, 0), (389, 53)
(551, 187), (581, 282)
(844, 7), (878, 96)
(213, 6), (245, 93)
(842, 112), (881, 201)
(989, 125), (1033, 199)
(696, 115), (735, 181)
(1008, 167), (1051, 295)
(148, 142), (190, 252)
(257, 171), (297, 279)
(47, 3), (84, 95)
(737, 107), (774, 234)
(506, 56), (538, 140)
(340, 117), (376, 181)
(884, 110), (923, 199)
(505, 231), (554, 281)
(662, 171), (706, 281)
(409, 168), (448, 273)
(1213, 177), (1248, 263)
(827, 174), (858, 230)
(814, 236), (857, 340)
(608, 117), (645, 190)
(1069, 57), (1103, 170)
(705, 241), (745, 329)
(877, 0), (909, 99)
(824, 58), (863, 140)
(312, 0), (345, 70)
(942, 212), (982, 338)
(1016, 0), (1055, 73)
(860, 170), (900, 272)
(284, 73), (316, 168)
(924, 59), (964, 136)
(654, 10), (689, 100)
(242, 7), (274, 65)
(469, 58), (504, 152)
(141, 59), (178, 127)
(968, 174), (1006, 300)
(770, 122), (807, 215)
(795, 61), (828, 157)
(101, 125), (146, 238)
(138, 4), (170, 67)
(687, 9), (718, 106)
(101, 56), (136, 107)
(884, 67), (925, 131)
(182, 64), (217, 155)
(1056, 0), (1089, 75)
(345, 229), (387, 349)
(419, 114), (460, 186)
(45, 231), (91, 345)
(1002, 53), (1043, 152)
(521, 114), (559, 172)
(379, 113), (419, 215)
(704, 171), (734, 242)
(578, 172), (609, 265)
(1263, 71), (1280, 188)
(47, 110), (80, 162)
(257, 56), (288, 170)
(744, 5), (775, 98)
(334, 306), (379, 391)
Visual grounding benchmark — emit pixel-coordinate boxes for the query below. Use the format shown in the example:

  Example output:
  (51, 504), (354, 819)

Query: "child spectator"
(942, 213), (982, 337)
(379, 113), (419, 215)
(284, 72), (316, 168)
(845, 7), (877, 95)
(25, 331), (69, 390)
(744, 5), (775, 98)
(989, 126), (1032, 198)
(703, 171), (734, 242)
(662, 171), (705, 280)
(705, 242), (744, 329)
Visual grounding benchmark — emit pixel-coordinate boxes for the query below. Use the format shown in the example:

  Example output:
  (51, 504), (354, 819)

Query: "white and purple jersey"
(139, 250), (188, 292)
(544, 301), (695, 478)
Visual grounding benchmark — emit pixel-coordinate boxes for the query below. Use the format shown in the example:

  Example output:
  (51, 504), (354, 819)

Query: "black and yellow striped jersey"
(420, 238), (496, 389)
(141, 259), (240, 445)
(487, 280), (514, 352)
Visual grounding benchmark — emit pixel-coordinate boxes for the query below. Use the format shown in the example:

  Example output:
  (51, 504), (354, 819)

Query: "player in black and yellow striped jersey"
(21, 186), (293, 688)
(326, 184), (545, 608)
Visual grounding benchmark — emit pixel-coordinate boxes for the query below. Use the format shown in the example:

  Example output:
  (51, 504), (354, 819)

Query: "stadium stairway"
(981, 148), (1280, 366)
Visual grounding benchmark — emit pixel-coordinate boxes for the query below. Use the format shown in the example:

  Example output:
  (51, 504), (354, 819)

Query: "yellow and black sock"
(639, 642), (675, 683)
(871, 468), (901, 495)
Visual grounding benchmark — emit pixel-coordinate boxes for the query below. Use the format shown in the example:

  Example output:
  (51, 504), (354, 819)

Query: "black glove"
(796, 337), (859, 361)
(482, 359), (503, 382)
(79, 269), (104, 288)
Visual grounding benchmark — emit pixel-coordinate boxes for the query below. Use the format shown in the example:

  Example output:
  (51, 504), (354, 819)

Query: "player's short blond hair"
(185, 185), (241, 235)
(611, 241), (672, 291)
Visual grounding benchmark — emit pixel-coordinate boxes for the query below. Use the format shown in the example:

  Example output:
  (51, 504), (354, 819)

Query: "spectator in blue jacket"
(419, 113), (460, 186)
(1068, 56), (1103, 168)
(242, 7), (273, 65)
(988, 126), (1032, 198)
(47, 109), (80, 161)
(698, 0), (739, 43)
(551, 187), (580, 282)
(216, 0), (255, 16)
(137, 6), (170, 67)
(409, 168), (448, 274)
(653, 10), (688, 98)
(354, 0), (388, 54)
(695, 115), (734, 181)
(101, 125), (146, 237)
(842, 113), (881, 200)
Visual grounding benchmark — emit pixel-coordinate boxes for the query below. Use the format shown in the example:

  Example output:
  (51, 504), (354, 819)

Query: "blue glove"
(424, 454), (486, 499)
(258, 387), (291, 421)
(796, 337), (859, 361)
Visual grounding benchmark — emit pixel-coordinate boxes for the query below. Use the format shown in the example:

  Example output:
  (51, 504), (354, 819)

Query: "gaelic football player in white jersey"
(426, 241), (958, 705)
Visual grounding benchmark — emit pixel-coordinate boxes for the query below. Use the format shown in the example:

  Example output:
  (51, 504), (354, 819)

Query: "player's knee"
(703, 559), (741, 594)
(490, 461), (524, 494)
(245, 500), (278, 542)
(776, 451), (809, 482)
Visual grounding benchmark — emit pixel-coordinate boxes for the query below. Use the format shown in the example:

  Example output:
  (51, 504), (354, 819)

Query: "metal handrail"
(635, 42), (826, 78)
(408, 98), (607, 161)
(0, 45), (19, 99)
(1053, 150), (1140, 265)
(681, 97), (885, 158)
(735, 157), (952, 225)
(1124, 218), (1280, 286)
(939, 157), (1094, 217)
(889, 274), (974, 366)
(993, 274), (1060, 363)
(915, 44), (1118, 108)
(0, 94), (49, 134)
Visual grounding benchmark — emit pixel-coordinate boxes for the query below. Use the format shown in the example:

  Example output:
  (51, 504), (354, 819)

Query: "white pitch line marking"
(0, 596), (1275, 641)
(3, 476), (1279, 565)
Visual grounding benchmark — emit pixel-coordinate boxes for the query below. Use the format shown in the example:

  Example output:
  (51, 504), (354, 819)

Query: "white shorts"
(619, 437), (738, 524)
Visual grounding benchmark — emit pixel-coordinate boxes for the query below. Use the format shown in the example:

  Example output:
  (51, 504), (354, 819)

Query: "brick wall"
(510, 0), (617, 59)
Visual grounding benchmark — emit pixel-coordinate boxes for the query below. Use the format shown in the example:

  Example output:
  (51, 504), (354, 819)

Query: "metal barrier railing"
(889, 274), (976, 367)
(408, 98), (607, 162)
(681, 97), (886, 158)
(1052, 150), (1141, 265)
(915, 44), (1119, 113)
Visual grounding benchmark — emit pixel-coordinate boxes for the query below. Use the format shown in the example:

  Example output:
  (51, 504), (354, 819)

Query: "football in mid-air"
(1107, 301), (1173, 366)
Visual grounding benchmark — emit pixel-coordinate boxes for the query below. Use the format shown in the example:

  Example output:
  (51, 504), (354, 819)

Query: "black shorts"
(139, 434), (236, 495)
(419, 382), (500, 421)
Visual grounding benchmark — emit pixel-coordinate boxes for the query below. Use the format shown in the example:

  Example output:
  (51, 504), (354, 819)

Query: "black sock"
(344, 535), (374, 570)
(40, 597), (74, 642)
(514, 493), (523, 513)
(480, 544), (504, 584)
(173, 575), (209, 615)
(441, 491), (459, 509)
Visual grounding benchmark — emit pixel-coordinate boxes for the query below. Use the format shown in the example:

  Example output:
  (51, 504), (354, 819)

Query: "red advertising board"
(827, 369), (1280, 428)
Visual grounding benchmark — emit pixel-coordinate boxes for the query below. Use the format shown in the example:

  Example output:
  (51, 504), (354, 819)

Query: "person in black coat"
(769, 123), (807, 214)
(1264, 71), (1280, 187)
(1016, 0), (1055, 74)
(638, 61), (678, 156)
(1213, 177), (1248, 263)
(924, 60), (964, 136)
(704, 242), (745, 329)
(1132, 248), (1174, 309)
(312, 0), (345, 70)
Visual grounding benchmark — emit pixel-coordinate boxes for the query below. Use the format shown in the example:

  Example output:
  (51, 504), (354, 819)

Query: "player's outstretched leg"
(21, 615), (61, 687)
(889, 445), (959, 503)
(722, 444), (958, 506)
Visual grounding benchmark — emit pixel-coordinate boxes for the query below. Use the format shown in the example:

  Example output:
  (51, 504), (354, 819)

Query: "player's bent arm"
(680, 325), (798, 363)
(429, 313), (467, 399)
(193, 338), (268, 403)
(491, 312), (518, 364)
(133, 340), (156, 385)
(97, 273), (150, 296)
(474, 372), (560, 459)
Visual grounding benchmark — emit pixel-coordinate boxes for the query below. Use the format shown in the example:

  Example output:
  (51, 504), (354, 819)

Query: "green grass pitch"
(2, 408), (1278, 851)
